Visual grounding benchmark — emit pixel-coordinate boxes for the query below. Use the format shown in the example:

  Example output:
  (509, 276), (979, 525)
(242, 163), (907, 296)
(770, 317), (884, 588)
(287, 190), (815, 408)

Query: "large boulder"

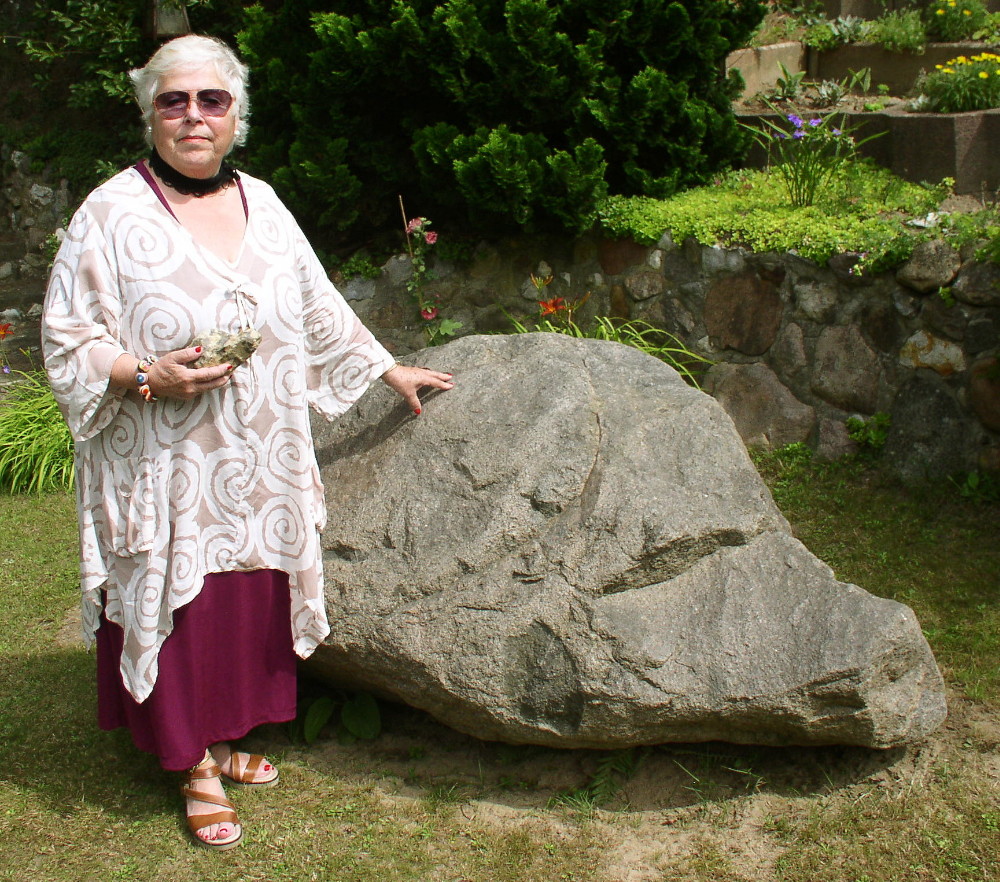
(308, 334), (946, 749)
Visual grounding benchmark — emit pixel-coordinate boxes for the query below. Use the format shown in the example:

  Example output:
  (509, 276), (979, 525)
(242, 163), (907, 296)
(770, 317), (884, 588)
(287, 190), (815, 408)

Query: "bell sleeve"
(292, 219), (396, 420)
(41, 203), (129, 442)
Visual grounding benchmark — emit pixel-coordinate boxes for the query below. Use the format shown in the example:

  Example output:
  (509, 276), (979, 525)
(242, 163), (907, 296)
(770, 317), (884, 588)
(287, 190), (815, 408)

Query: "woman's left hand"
(381, 364), (454, 415)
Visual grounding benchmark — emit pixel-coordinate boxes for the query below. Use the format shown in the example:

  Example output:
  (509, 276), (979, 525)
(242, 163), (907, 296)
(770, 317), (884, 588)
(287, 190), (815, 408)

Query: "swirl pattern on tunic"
(42, 168), (395, 702)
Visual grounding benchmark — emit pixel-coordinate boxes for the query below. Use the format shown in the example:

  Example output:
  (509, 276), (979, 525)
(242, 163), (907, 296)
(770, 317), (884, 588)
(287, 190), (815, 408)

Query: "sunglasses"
(153, 89), (234, 120)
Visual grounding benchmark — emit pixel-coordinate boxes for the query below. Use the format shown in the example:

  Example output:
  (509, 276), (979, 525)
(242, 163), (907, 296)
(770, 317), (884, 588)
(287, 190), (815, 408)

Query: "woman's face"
(151, 64), (237, 179)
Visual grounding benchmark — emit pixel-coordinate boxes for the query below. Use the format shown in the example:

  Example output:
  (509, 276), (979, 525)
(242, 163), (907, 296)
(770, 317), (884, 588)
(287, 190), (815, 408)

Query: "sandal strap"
(186, 761), (223, 780)
(181, 785), (237, 813)
(231, 752), (264, 783)
(186, 809), (239, 835)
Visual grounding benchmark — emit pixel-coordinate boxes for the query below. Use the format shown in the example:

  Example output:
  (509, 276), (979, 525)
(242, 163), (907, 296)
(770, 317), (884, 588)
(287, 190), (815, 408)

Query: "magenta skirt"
(96, 569), (298, 771)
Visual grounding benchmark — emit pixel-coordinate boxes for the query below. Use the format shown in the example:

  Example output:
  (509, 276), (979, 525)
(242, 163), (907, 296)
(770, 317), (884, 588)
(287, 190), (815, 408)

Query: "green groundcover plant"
(597, 161), (947, 270)
(0, 372), (74, 493)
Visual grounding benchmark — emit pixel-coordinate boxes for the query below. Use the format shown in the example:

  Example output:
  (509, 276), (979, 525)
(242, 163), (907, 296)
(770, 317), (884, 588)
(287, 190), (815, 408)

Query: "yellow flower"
(980, 71), (989, 79)
(936, 6), (945, 12)
(964, 8), (972, 14)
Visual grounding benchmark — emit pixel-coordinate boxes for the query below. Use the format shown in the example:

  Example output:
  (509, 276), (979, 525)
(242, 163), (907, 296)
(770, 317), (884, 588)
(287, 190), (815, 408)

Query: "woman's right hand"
(146, 347), (233, 399)
(111, 347), (232, 400)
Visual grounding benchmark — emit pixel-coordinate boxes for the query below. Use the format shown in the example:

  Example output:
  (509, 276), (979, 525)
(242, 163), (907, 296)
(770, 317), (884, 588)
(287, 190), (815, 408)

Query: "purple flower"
(832, 128), (842, 136)
(792, 130), (805, 139)
(787, 114), (803, 127)
(2, 365), (9, 374)
(808, 118), (822, 127)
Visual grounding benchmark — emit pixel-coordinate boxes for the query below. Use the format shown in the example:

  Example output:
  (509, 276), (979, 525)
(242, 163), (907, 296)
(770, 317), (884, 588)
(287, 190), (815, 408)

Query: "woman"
(42, 34), (453, 850)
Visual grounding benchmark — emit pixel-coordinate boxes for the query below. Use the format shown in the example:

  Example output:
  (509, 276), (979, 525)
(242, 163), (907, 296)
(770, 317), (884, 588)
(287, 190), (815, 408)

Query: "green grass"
(754, 446), (1000, 703)
(0, 453), (997, 881)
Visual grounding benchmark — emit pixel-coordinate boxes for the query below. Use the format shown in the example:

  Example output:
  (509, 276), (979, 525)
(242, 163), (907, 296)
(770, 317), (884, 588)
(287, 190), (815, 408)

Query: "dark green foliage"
(239, 0), (765, 248)
(3, 1), (252, 195)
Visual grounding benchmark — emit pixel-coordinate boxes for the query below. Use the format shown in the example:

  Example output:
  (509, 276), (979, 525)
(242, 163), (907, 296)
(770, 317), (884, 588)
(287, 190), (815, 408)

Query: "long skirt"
(96, 569), (298, 771)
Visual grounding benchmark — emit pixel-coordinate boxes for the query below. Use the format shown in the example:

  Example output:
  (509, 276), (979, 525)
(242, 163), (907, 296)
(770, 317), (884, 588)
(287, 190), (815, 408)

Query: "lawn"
(0, 451), (997, 882)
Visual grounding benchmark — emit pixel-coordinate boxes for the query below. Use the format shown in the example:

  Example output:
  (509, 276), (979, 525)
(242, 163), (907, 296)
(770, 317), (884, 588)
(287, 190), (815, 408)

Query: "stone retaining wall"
(343, 234), (1000, 485)
(0, 145), (69, 297)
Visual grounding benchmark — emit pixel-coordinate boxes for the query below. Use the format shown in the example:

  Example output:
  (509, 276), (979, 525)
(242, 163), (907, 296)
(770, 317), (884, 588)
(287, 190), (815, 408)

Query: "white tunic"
(42, 167), (395, 702)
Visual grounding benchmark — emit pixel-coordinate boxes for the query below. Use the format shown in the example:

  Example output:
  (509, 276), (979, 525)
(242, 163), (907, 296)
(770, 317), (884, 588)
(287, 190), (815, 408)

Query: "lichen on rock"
(190, 326), (262, 368)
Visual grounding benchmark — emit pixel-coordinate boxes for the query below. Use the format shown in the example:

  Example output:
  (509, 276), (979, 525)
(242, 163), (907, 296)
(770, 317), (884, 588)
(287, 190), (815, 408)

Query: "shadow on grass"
(270, 688), (911, 815)
(1, 644), (915, 824)
(0, 647), (172, 819)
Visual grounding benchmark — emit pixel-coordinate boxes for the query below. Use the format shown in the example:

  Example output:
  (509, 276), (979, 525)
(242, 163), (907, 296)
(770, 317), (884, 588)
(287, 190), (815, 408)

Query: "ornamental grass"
(0, 371), (74, 493)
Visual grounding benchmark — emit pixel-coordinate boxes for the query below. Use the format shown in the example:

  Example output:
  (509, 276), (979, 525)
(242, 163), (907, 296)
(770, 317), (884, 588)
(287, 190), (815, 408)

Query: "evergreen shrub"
(238, 0), (765, 248)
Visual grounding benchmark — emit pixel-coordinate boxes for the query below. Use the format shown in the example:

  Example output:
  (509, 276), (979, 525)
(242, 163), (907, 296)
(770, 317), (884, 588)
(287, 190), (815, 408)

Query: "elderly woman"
(42, 34), (452, 850)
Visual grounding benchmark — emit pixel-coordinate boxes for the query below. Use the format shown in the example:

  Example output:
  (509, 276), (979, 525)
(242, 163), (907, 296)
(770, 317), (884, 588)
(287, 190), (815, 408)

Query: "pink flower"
(424, 231), (438, 245)
(420, 306), (439, 321)
(406, 217), (425, 234)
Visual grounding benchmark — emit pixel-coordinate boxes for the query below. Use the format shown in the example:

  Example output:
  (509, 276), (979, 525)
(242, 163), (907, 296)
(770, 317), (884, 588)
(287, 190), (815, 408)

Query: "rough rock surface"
(191, 326), (262, 368)
(884, 373), (973, 485)
(895, 239), (960, 294)
(704, 362), (815, 449)
(308, 334), (946, 749)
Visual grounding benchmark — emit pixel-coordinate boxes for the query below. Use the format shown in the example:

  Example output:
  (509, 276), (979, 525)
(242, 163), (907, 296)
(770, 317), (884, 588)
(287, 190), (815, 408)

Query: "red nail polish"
(414, 408), (421, 415)
(195, 346), (203, 354)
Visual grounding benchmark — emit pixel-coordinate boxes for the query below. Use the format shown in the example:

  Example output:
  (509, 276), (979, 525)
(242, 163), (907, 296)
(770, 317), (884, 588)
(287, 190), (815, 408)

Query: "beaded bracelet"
(136, 355), (159, 402)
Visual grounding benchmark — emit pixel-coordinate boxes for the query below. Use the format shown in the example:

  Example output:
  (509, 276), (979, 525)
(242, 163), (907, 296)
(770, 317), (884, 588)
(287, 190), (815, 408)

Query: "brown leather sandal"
(181, 755), (243, 850)
(214, 746), (280, 788)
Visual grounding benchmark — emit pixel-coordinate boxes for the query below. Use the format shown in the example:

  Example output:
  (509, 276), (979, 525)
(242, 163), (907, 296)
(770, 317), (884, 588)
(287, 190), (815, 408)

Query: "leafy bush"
(5, 0), (250, 194)
(916, 51), (1000, 111)
(925, 0), (989, 41)
(0, 373), (74, 494)
(864, 9), (927, 54)
(238, 0), (766, 248)
(803, 15), (869, 51)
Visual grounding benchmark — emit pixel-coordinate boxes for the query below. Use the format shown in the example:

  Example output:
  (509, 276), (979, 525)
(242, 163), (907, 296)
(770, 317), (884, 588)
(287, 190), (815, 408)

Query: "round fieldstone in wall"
(952, 260), (1000, 307)
(965, 313), (1000, 354)
(860, 299), (904, 353)
(792, 280), (839, 323)
(899, 330), (967, 377)
(921, 296), (968, 341)
(704, 273), (782, 356)
(705, 362), (815, 449)
(970, 357), (1000, 433)
(623, 267), (666, 302)
(810, 325), (882, 413)
(598, 238), (649, 276)
(895, 239), (961, 294)
(884, 374), (972, 485)
(769, 322), (808, 383)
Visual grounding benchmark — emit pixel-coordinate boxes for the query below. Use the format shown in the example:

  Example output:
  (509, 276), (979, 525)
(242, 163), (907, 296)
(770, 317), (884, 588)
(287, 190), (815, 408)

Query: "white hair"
(129, 34), (250, 150)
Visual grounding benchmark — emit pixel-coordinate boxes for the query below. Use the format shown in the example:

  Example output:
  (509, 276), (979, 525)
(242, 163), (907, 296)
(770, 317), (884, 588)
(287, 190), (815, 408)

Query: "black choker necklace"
(148, 148), (239, 197)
